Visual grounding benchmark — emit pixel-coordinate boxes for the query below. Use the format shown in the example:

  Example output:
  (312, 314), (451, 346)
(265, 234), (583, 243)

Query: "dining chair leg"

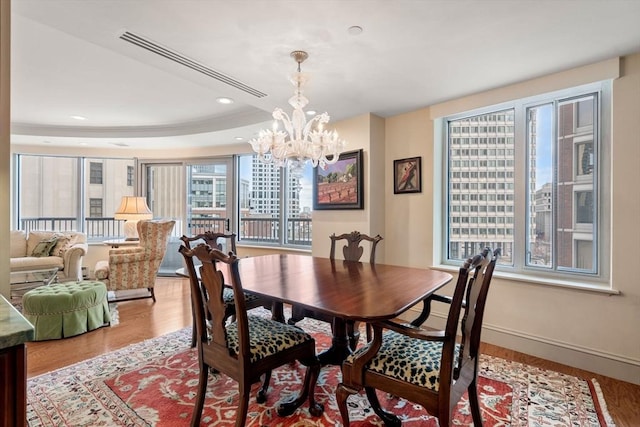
(190, 361), (209, 427)
(235, 381), (250, 427)
(277, 355), (324, 417)
(256, 370), (272, 404)
(365, 386), (401, 427)
(336, 383), (357, 426)
(468, 379), (484, 426)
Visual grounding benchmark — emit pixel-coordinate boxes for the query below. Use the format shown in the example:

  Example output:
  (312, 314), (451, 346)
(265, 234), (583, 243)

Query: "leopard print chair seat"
(345, 331), (461, 392)
(227, 316), (312, 363)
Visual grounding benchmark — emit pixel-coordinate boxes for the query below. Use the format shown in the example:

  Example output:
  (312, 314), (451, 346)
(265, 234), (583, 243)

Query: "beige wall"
(382, 54), (640, 383)
(6, 51), (639, 383)
(311, 114), (386, 261)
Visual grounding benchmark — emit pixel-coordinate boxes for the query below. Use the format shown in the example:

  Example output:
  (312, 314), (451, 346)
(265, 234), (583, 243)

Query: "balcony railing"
(18, 216), (312, 246)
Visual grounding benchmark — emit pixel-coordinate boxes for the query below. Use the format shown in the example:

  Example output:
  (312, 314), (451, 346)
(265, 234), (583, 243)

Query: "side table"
(103, 239), (139, 249)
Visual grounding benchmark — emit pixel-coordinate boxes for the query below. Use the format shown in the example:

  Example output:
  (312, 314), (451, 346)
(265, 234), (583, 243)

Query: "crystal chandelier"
(249, 50), (346, 177)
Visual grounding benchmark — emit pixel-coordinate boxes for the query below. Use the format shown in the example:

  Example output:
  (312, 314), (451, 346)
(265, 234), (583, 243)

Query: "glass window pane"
(557, 95), (597, 272)
(187, 163), (230, 235)
(527, 103), (554, 268)
(85, 158), (136, 240)
(447, 109), (515, 264)
(286, 162), (312, 245)
(238, 155), (282, 244)
(18, 155), (79, 232)
(237, 154), (312, 247)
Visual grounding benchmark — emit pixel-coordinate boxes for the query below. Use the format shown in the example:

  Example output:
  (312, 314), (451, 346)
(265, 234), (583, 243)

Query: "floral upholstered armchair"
(94, 220), (175, 302)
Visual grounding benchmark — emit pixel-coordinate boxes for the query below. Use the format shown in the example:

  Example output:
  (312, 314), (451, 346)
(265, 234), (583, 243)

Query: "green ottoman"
(22, 281), (111, 341)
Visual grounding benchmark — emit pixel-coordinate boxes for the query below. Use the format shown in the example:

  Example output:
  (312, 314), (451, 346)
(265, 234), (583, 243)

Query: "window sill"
(431, 264), (619, 295)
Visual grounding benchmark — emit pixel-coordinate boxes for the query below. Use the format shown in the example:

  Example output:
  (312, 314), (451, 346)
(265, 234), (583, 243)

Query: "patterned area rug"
(27, 310), (615, 426)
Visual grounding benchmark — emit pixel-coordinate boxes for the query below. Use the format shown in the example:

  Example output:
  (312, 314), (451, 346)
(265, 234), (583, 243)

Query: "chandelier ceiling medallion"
(249, 50), (346, 177)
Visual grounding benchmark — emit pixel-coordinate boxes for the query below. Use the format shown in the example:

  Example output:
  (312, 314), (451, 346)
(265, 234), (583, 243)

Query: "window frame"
(438, 81), (611, 290)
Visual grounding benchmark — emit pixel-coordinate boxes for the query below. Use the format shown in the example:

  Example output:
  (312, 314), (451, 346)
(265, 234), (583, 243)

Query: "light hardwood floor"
(25, 277), (640, 426)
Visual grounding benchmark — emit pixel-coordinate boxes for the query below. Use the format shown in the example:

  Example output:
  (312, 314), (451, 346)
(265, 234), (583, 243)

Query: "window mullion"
(513, 103), (528, 269)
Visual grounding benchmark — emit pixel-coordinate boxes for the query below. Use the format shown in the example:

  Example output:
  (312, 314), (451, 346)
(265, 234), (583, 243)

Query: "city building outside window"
(237, 155), (312, 247)
(442, 82), (609, 285)
(15, 155), (135, 240)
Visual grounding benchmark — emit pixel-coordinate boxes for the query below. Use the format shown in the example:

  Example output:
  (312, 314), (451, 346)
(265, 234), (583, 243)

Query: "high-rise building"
(249, 157), (301, 217)
(447, 110), (516, 262)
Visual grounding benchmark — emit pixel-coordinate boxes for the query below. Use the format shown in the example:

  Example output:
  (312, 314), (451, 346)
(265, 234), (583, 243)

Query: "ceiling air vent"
(119, 31), (267, 98)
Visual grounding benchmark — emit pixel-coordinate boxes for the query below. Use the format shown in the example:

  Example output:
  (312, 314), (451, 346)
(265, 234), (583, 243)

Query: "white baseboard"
(400, 307), (640, 385)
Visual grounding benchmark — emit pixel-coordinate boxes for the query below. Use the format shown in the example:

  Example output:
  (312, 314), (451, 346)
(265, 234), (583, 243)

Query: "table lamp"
(114, 196), (153, 240)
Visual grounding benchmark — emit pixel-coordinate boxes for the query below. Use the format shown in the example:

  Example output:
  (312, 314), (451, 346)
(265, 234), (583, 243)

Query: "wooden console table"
(0, 294), (35, 427)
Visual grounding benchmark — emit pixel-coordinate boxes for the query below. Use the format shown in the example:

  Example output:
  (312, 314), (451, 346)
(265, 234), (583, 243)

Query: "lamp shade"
(114, 196), (153, 220)
(114, 196), (153, 240)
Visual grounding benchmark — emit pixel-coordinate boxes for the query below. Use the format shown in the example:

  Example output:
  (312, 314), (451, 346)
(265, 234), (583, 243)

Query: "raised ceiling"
(10, 0), (640, 149)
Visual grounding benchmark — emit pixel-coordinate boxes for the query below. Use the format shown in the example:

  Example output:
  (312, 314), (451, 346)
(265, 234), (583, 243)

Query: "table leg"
(317, 317), (352, 366)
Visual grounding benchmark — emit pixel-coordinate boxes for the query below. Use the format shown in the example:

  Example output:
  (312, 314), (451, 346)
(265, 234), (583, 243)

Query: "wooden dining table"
(235, 254), (453, 365)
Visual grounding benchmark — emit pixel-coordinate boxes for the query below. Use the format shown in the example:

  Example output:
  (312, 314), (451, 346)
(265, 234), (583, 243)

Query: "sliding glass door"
(142, 158), (234, 274)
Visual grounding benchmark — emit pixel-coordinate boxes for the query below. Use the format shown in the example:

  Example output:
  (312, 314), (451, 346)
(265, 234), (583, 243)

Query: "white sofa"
(10, 230), (88, 282)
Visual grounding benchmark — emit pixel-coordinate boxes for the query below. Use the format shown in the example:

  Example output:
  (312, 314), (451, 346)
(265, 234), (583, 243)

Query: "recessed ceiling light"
(70, 115), (87, 120)
(235, 136), (244, 141)
(79, 142), (88, 146)
(348, 26), (363, 36)
(216, 97), (234, 105)
(306, 110), (317, 116)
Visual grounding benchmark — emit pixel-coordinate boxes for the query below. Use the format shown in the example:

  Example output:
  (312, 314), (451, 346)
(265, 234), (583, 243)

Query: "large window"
(237, 155), (312, 247)
(14, 153), (314, 250)
(14, 155), (136, 240)
(443, 82), (609, 285)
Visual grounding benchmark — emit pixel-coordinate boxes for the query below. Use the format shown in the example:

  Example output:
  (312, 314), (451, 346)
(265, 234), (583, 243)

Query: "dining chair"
(288, 230), (383, 350)
(180, 232), (274, 348)
(336, 247), (500, 427)
(179, 243), (324, 427)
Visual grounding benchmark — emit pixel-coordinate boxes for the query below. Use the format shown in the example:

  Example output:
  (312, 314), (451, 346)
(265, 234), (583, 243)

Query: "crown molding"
(11, 108), (271, 138)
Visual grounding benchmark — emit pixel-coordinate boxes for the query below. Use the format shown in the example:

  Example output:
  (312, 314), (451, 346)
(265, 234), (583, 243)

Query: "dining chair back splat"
(179, 244), (324, 427)
(180, 231), (238, 253)
(336, 247), (500, 427)
(180, 232), (273, 348)
(288, 231), (383, 351)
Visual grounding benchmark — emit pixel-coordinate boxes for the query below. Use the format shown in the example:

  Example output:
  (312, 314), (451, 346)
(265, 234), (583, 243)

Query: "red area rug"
(27, 310), (615, 426)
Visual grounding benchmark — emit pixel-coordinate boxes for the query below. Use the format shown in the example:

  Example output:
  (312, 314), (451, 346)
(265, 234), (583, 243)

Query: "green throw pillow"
(31, 237), (58, 257)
